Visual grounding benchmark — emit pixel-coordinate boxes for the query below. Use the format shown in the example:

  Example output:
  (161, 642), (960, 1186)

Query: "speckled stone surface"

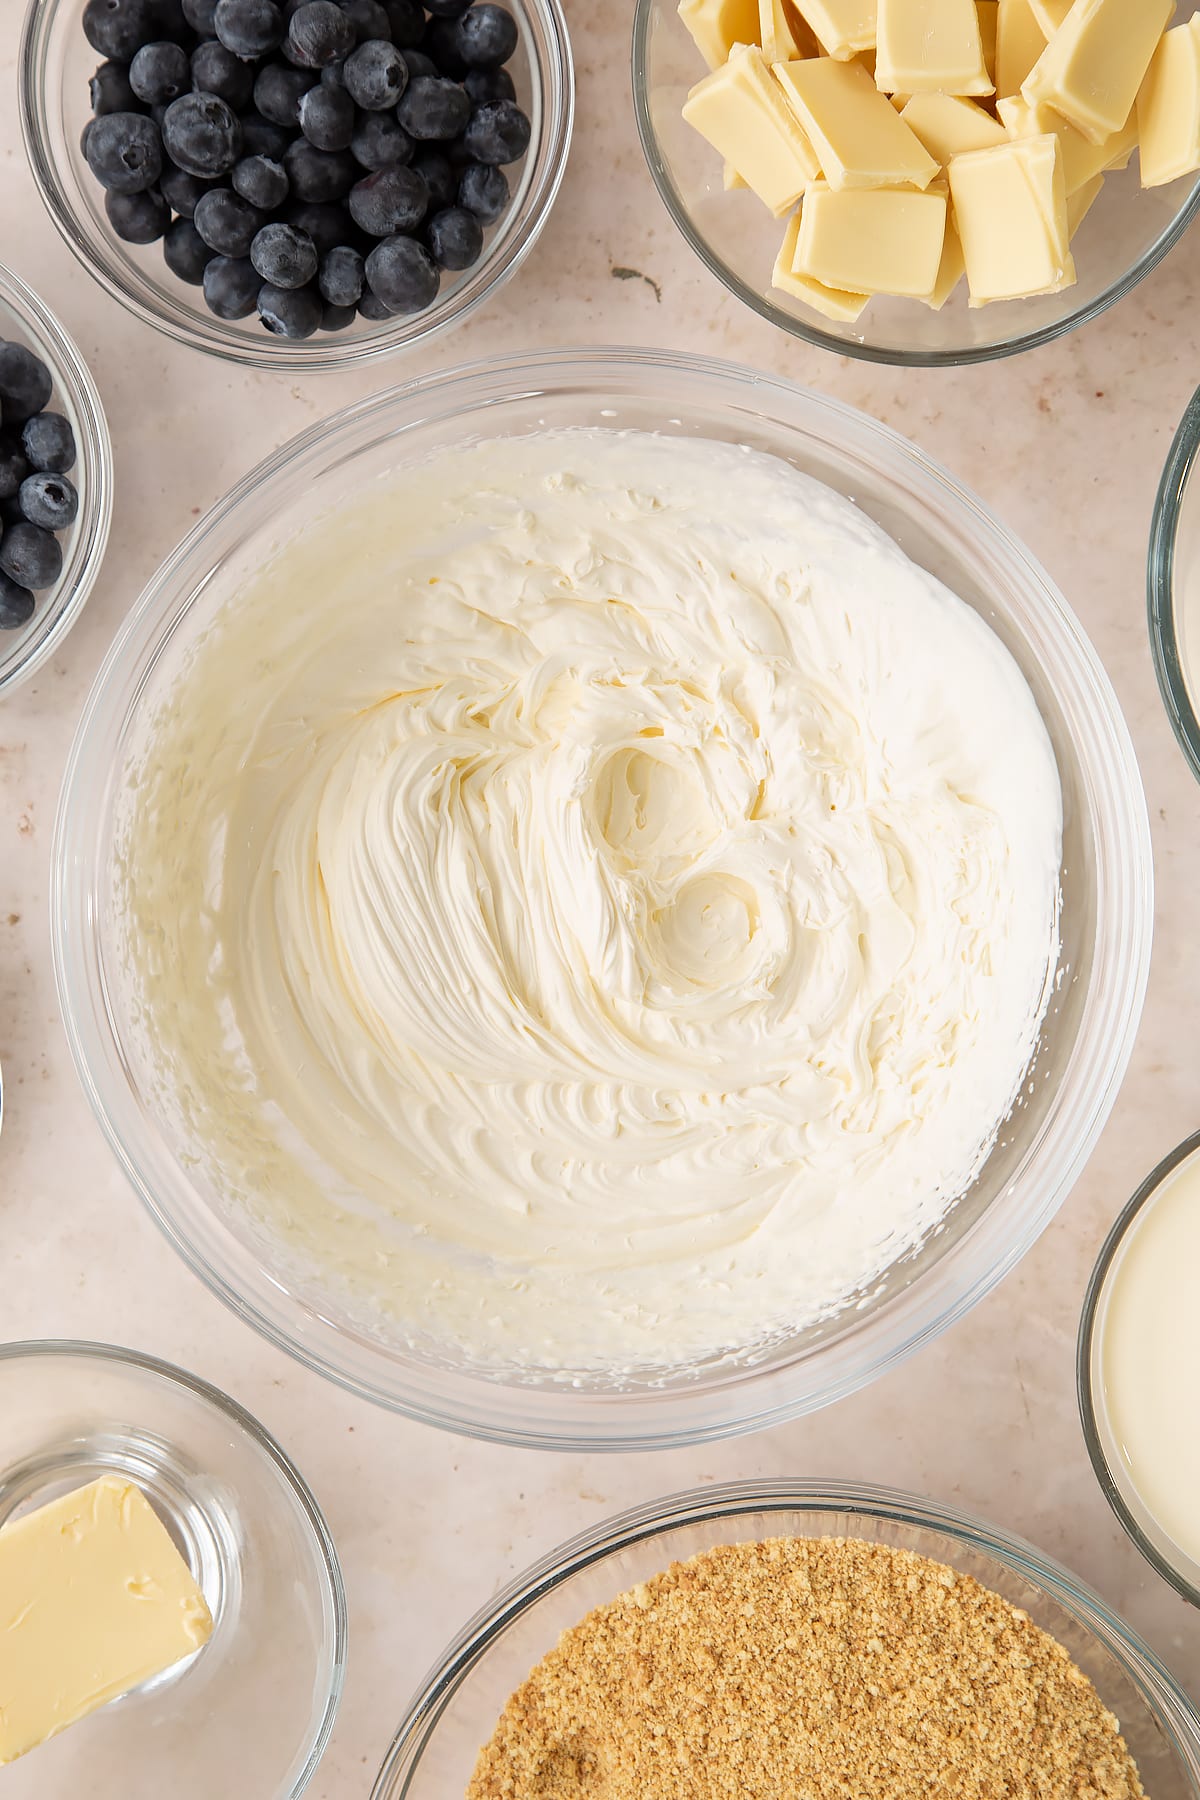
(3, 8), (1200, 1795)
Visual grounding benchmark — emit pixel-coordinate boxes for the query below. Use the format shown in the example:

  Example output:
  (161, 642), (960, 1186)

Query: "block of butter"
(791, 0), (876, 59)
(949, 132), (1075, 303)
(759, 0), (821, 60)
(1022, 0), (1174, 146)
(794, 179), (947, 293)
(775, 55), (938, 187)
(875, 0), (993, 94)
(683, 43), (821, 212)
(677, 0), (762, 70)
(773, 207), (870, 315)
(994, 0), (1046, 101)
(0, 1477), (213, 1764)
(900, 92), (1006, 161)
(998, 92), (1137, 193)
(1138, 18), (1200, 188)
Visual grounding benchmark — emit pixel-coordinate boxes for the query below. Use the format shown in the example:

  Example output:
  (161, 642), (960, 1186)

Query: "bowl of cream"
(53, 348), (1152, 1449)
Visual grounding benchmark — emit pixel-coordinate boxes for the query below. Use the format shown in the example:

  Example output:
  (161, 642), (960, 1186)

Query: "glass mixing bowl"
(1149, 384), (1200, 784)
(20, 0), (573, 372)
(0, 260), (112, 697)
(371, 1479), (1200, 1797)
(53, 347), (1151, 1450)
(632, 0), (1200, 367)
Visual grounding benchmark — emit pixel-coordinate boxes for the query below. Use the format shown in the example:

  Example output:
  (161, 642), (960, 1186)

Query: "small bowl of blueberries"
(0, 260), (112, 694)
(19, 0), (573, 368)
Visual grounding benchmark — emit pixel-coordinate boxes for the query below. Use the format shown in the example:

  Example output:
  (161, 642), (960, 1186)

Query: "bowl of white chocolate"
(634, 0), (1200, 364)
(53, 348), (1151, 1448)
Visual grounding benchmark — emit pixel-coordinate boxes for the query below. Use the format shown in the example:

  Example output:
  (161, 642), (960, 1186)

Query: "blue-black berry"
(283, 137), (357, 199)
(298, 80), (356, 148)
(400, 47), (436, 78)
(383, 0), (424, 45)
(190, 40), (258, 110)
(21, 413), (77, 475)
(0, 572), (36, 630)
(426, 203), (482, 269)
(257, 281), (323, 335)
(319, 300), (357, 329)
(338, 0), (391, 41)
(0, 437), (29, 500)
(214, 0), (285, 57)
(285, 1), (355, 66)
(129, 40), (191, 104)
(182, 0), (218, 26)
(454, 5), (517, 68)
(159, 162), (217, 215)
(194, 185), (267, 254)
(250, 220), (319, 286)
(162, 215), (217, 280)
(421, 15), (467, 78)
(83, 0), (162, 62)
(89, 60), (140, 115)
(464, 64), (515, 104)
(283, 199), (349, 251)
(202, 254), (265, 316)
(232, 152), (289, 208)
(457, 158), (506, 222)
(17, 472), (79, 531)
(105, 185), (171, 241)
(348, 164), (428, 233)
(351, 110), (412, 168)
(0, 523), (63, 591)
(462, 97), (529, 164)
(253, 60), (317, 125)
(161, 92), (243, 176)
(343, 38), (407, 108)
(317, 241), (364, 305)
(0, 345), (53, 425)
(396, 75), (470, 141)
(412, 148), (455, 209)
(357, 285), (391, 318)
(85, 111), (164, 193)
(364, 232), (438, 311)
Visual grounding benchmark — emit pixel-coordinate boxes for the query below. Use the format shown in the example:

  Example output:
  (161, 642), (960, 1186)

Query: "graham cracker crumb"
(466, 1538), (1146, 1800)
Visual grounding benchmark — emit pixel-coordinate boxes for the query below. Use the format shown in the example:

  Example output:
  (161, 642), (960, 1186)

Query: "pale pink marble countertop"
(3, 8), (1200, 1794)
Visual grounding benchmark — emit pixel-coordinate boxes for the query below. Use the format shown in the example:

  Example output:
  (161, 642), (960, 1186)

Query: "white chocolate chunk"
(1027, 0), (1071, 32)
(772, 207), (871, 315)
(1066, 169), (1104, 234)
(683, 44), (821, 213)
(949, 133), (1075, 303)
(998, 92), (1136, 194)
(917, 211), (967, 307)
(775, 55), (938, 188)
(794, 180), (947, 293)
(977, 1), (999, 88)
(994, 0), (1046, 100)
(1138, 18), (1200, 188)
(1022, 0), (1174, 146)
(678, 0), (761, 69)
(876, 0), (993, 95)
(901, 92), (1007, 161)
(790, 0), (876, 59)
(758, 0), (821, 59)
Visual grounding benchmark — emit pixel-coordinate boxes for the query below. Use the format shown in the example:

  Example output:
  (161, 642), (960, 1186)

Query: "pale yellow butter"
(794, 180), (947, 293)
(772, 207), (870, 315)
(995, 0), (1046, 100)
(0, 1477), (213, 1764)
(683, 44), (821, 212)
(901, 92), (1007, 161)
(1138, 18), (1200, 188)
(758, 0), (820, 59)
(998, 91), (1136, 193)
(775, 55), (938, 188)
(1066, 169), (1104, 233)
(1022, 0), (1174, 146)
(791, 0), (876, 59)
(678, 0), (761, 69)
(950, 132), (1075, 302)
(977, 1), (999, 88)
(876, 0), (994, 95)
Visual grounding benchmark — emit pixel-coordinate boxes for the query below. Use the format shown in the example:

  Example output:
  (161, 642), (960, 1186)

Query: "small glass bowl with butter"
(632, 0), (1200, 366)
(1079, 1130), (1200, 1610)
(1149, 384), (1200, 783)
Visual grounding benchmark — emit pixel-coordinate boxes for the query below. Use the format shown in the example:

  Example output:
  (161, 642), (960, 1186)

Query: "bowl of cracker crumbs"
(371, 1479), (1200, 1800)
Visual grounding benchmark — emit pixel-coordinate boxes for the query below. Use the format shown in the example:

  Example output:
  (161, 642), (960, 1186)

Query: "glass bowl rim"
(370, 1475), (1200, 1797)
(1077, 1126), (1200, 1612)
(629, 0), (1200, 370)
(52, 343), (1152, 1451)
(1148, 384), (1200, 784)
(0, 1336), (349, 1796)
(18, 0), (575, 373)
(0, 258), (113, 697)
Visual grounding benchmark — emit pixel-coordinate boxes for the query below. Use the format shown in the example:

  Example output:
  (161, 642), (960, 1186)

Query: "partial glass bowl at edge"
(371, 1481), (1200, 1798)
(1149, 383), (1200, 784)
(52, 347), (1152, 1451)
(632, 0), (1200, 366)
(19, 0), (574, 371)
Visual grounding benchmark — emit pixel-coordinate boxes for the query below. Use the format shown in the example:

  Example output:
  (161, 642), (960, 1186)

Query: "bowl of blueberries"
(19, 0), (573, 367)
(0, 260), (112, 694)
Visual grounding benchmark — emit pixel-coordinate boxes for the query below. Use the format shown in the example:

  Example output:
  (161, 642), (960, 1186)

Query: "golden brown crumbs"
(465, 1537), (1146, 1800)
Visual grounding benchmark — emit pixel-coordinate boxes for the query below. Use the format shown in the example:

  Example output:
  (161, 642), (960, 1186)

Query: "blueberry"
(457, 157), (506, 221)
(202, 253), (264, 316)
(105, 184), (171, 241)
(400, 47), (436, 78)
(396, 76), (469, 141)
(0, 437), (29, 502)
(364, 232), (438, 311)
(0, 573), (35, 631)
(421, 15), (467, 77)
(317, 241), (363, 304)
(161, 92), (243, 175)
(283, 198), (349, 250)
(162, 214), (217, 279)
(319, 57), (346, 87)
(17, 472), (79, 531)
(319, 299), (357, 329)
(190, 39), (256, 108)
(351, 110), (412, 168)
(83, 0), (162, 62)
(0, 344), (53, 425)
(343, 38), (407, 108)
(338, 0), (391, 41)
(282, 137), (357, 198)
(425, 202), (481, 269)
(182, 0), (218, 27)
(214, 0), (284, 54)
(462, 97), (528, 164)
(0, 523), (63, 591)
(357, 285), (391, 318)
(298, 81), (355, 148)
(464, 64), (514, 103)
(85, 111), (164, 193)
(454, 4), (516, 67)
(129, 39), (191, 102)
(383, 0), (423, 45)
(423, 0), (470, 16)
(285, 1), (355, 66)
(81, 119), (97, 158)
(20, 412), (76, 475)
(348, 163), (427, 233)
(159, 160), (217, 214)
(250, 220), (319, 285)
(412, 147), (454, 209)
(257, 281), (323, 335)
(232, 152), (289, 207)
(234, 110), (288, 159)
(90, 60), (140, 114)
(194, 185), (266, 253)
(252, 62), (315, 126)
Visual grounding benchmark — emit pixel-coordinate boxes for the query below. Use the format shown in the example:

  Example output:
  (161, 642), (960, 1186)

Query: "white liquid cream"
(119, 430), (1062, 1374)
(1099, 1149), (1200, 1573)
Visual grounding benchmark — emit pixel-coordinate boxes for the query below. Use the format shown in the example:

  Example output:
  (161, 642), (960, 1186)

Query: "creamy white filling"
(119, 429), (1062, 1372)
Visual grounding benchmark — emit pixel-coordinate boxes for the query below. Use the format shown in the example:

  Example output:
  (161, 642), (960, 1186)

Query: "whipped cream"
(119, 429), (1062, 1373)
